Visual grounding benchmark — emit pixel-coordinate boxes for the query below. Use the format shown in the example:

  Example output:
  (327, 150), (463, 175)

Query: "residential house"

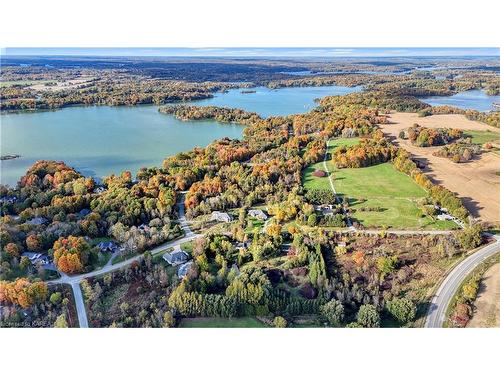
(236, 241), (251, 250)
(163, 247), (190, 266)
(94, 186), (106, 194)
(178, 261), (194, 279)
(437, 213), (454, 221)
(314, 204), (335, 216)
(26, 217), (48, 225)
(248, 209), (268, 220)
(97, 241), (119, 253)
(0, 196), (17, 204)
(21, 252), (50, 265)
(211, 211), (232, 223)
(138, 223), (150, 232)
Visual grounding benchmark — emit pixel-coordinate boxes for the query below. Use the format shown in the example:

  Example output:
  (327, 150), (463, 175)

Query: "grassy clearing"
(464, 130), (500, 145)
(179, 317), (267, 328)
(302, 138), (360, 191)
(180, 241), (194, 254)
(335, 164), (457, 229)
(303, 138), (457, 229)
(111, 251), (137, 265)
(95, 252), (112, 269)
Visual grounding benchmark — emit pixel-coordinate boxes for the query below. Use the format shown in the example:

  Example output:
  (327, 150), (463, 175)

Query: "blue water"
(1, 85), (360, 186)
(194, 85), (361, 118)
(422, 90), (500, 112)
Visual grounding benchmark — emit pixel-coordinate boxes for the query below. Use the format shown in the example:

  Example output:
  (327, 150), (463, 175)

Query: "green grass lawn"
(180, 241), (194, 254)
(303, 138), (458, 229)
(95, 252), (112, 269)
(179, 317), (267, 328)
(302, 138), (360, 190)
(111, 251), (137, 265)
(334, 163), (457, 229)
(245, 218), (265, 233)
(464, 130), (500, 145)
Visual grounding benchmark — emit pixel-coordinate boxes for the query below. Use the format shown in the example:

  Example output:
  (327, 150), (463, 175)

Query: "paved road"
(49, 195), (200, 327)
(70, 282), (88, 328)
(425, 235), (500, 328)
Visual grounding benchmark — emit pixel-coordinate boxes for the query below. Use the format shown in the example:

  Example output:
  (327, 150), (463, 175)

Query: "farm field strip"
(380, 113), (500, 223)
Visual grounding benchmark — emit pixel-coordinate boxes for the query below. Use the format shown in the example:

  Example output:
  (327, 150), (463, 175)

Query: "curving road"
(425, 234), (500, 328)
(49, 194), (200, 327)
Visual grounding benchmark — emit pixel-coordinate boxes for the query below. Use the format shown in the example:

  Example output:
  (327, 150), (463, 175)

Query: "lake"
(422, 90), (500, 112)
(0, 85), (360, 186)
(193, 85), (361, 117)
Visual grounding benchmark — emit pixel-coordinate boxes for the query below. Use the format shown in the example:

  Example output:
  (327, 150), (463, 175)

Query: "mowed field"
(303, 138), (456, 229)
(379, 113), (500, 224)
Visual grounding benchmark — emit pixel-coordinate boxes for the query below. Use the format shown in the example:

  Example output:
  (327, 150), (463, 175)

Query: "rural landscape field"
(1, 48), (499, 329)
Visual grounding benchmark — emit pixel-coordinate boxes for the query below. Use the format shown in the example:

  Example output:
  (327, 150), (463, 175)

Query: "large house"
(211, 211), (232, 223)
(248, 209), (268, 220)
(177, 261), (194, 279)
(21, 252), (50, 265)
(314, 204), (335, 216)
(26, 217), (48, 225)
(0, 196), (17, 204)
(97, 241), (119, 253)
(163, 247), (190, 266)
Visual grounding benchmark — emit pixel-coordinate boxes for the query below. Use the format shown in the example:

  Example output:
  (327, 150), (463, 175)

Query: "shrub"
(320, 300), (345, 327)
(386, 297), (416, 324)
(356, 304), (380, 328)
(273, 316), (287, 328)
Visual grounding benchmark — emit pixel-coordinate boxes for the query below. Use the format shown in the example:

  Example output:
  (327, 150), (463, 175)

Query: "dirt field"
(468, 262), (500, 328)
(29, 77), (94, 92)
(379, 113), (500, 224)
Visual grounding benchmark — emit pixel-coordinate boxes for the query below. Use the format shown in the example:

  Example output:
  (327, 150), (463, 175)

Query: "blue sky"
(3, 47), (499, 57)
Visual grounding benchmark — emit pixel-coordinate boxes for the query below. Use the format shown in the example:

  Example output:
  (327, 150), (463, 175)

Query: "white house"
(437, 213), (454, 221)
(211, 211), (232, 223)
(248, 209), (268, 220)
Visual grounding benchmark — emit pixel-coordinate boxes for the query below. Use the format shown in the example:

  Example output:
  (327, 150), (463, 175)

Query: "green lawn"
(111, 251), (137, 265)
(302, 138), (360, 190)
(464, 130), (500, 145)
(334, 163), (457, 229)
(180, 241), (194, 254)
(303, 138), (458, 229)
(179, 317), (267, 328)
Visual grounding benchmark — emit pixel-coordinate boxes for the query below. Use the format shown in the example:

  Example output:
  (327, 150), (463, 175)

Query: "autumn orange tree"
(53, 236), (93, 274)
(0, 278), (48, 308)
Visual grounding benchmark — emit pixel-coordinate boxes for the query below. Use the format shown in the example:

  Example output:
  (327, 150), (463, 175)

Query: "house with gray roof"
(26, 217), (48, 225)
(211, 211), (232, 223)
(97, 241), (119, 253)
(248, 209), (268, 220)
(21, 252), (50, 265)
(163, 247), (190, 266)
(177, 261), (194, 279)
